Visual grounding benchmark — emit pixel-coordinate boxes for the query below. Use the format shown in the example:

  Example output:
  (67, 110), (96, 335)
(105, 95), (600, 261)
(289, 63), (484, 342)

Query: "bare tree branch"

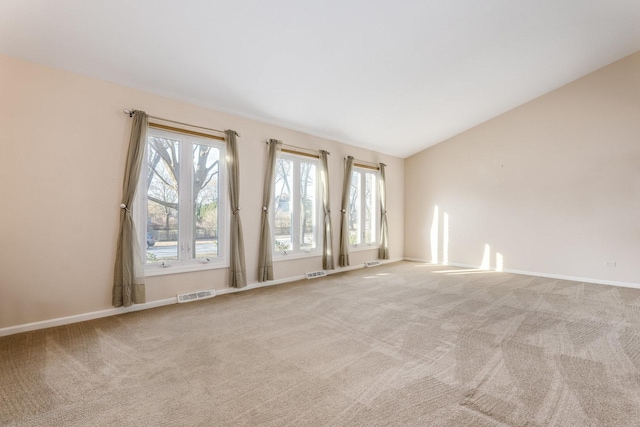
(148, 195), (178, 210)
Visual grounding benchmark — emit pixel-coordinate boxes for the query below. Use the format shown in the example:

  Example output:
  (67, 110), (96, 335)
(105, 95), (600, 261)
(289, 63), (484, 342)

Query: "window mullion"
(139, 143), (149, 261)
(362, 172), (366, 244)
(315, 162), (320, 250)
(374, 172), (379, 245)
(220, 144), (227, 259)
(357, 173), (365, 245)
(179, 139), (192, 262)
(292, 159), (301, 252)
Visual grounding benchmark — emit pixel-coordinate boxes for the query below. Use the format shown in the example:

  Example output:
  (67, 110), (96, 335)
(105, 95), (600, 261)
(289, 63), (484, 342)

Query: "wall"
(0, 55), (404, 329)
(405, 52), (640, 286)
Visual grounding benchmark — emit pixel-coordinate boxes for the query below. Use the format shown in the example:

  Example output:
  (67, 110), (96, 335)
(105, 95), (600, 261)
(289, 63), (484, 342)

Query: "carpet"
(2, 261), (640, 426)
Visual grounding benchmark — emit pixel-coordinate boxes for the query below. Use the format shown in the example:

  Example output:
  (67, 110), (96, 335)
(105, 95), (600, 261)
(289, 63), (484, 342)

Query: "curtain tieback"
(120, 203), (131, 213)
(233, 208), (240, 215)
(262, 206), (268, 211)
(341, 209), (346, 213)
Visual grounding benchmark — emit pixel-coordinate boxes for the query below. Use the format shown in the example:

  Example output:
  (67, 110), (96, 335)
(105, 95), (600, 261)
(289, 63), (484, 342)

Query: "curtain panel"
(258, 139), (281, 281)
(320, 150), (334, 270)
(378, 163), (389, 260)
(225, 130), (247, 288)
(113, 110), (147, 307)
(338, 156), (354, 267)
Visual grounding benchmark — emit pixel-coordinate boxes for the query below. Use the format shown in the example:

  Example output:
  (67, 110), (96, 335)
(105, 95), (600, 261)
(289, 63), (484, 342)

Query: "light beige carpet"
(2, 261), (640, 426)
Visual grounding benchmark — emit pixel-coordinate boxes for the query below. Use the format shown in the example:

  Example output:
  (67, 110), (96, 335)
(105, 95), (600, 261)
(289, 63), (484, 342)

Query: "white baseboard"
(0, 258), (404, 337)
(0, 298), (177, 338)
(216, 274), (307, 296)
(328, 257), (404, 274)
(403, 258), (640, 289)
(217, 257), (403, 295)
(501, 268), (640, 290)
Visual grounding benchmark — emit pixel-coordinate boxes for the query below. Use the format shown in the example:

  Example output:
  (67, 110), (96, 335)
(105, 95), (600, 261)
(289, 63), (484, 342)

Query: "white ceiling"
(1, 1), (639, 158)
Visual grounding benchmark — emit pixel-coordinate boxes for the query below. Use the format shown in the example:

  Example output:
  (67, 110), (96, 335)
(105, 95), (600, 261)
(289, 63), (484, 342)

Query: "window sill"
(144, 260), (229, 277)
(273, 251), (321, 262)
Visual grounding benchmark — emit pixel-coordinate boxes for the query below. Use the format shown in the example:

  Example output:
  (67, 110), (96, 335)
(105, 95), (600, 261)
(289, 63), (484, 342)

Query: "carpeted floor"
(2, 261), (640, 426)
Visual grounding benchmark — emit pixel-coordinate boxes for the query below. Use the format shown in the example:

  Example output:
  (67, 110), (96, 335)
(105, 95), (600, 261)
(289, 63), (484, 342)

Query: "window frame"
(272, 151), (322, 261)
(349, 166), (381, 251)
(135, 126), (229, 276)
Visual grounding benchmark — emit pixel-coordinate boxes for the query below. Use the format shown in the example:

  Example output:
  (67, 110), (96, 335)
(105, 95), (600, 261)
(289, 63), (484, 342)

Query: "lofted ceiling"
(1, 0), (639, 158)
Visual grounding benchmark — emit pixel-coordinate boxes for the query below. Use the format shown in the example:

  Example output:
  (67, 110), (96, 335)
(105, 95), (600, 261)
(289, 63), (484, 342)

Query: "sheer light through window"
(349, 167), (379, 248)
(273, 153), (320, 256)
(136, 127), (227, 273)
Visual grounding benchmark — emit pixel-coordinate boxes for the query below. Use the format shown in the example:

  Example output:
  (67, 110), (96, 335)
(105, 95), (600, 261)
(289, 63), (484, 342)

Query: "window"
(273, 153), (320, 257)
(136, 127), (227, 274)
(349, 167), (379, 248)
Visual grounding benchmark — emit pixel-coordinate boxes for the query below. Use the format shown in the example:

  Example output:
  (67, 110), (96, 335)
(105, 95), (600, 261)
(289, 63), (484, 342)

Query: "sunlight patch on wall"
(480, 244), (491, 270)
(496, 252), (504, 272)
(430, 205), (439, 264)
(443, 212), (449, 265)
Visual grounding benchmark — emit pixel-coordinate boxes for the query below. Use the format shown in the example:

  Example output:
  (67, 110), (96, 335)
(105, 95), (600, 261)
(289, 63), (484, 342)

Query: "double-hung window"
(136, 126), (228, 274)
(349, 167), (379, 248)
(272, 152), (320, 257)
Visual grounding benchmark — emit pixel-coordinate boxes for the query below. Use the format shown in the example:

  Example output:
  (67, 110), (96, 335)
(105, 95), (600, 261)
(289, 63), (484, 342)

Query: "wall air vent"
(365, 261), (381, 267)
(305, 271), (327, 279)
(177, 289), (216, 303)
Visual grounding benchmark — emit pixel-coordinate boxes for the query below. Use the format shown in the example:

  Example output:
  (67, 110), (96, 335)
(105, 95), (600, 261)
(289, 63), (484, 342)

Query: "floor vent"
(305, 271), (327, 279)
(177, 289), (216, 303)
(365, 261), (381, 267)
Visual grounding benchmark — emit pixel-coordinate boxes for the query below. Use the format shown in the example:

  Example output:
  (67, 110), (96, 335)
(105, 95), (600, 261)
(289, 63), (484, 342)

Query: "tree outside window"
(138, 127), (227, 271)
(349, 168), (378, 247)
(273, 153), (319, 256)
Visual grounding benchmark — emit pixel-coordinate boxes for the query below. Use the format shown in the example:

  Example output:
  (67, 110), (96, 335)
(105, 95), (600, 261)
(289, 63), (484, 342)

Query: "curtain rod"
(148, 122), (225, 141)
(351, 157), (380, 170)
(266, 140), (329, 159)
(123, 109), (235, 136)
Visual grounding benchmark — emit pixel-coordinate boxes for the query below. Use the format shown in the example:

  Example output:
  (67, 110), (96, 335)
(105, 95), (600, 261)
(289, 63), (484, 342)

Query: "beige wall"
(405, 52), (640, 285)
(0, 55), (404, 329)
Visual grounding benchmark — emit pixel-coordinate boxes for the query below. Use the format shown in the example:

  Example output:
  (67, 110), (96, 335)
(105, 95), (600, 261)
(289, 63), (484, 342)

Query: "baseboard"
(0, 258), (404, 337)
(328, 257), (404, 274)
(403, 258), (640, 289)
(0, 298), (177, 338)
(502, 268), (640, 290)
(216, 274), (307, 296)
(217, 257), (404, 295)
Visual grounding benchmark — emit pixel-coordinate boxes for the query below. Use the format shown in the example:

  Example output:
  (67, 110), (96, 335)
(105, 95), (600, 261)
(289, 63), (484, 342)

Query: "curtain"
(320, 150), (334, 270)
(378, 163), (389, 260)
(258, 139), (281, 281)
(225, 130), (247, 288)
(338, 156), (354, 267)
(113, 110), (147, 307)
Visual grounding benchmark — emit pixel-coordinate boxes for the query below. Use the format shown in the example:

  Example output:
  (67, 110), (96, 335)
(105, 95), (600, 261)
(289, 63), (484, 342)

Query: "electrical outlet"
(605, 261), (616, 267)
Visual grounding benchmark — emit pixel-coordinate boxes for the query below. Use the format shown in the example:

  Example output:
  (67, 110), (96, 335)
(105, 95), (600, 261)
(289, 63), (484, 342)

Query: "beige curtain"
(378, 163), (389, 259)
(338, 156), (354, 267)
(258, 139), (281, 281)
(113, 110), (147, 307)
(320, 150), (334, 270)
(225, 130), (247, 288)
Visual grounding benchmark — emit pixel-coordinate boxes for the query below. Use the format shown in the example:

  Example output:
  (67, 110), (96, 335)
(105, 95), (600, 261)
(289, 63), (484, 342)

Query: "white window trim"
(272, 152), (322, 260)
(135, 127), (229, 276)
(349, 166), (381, 250)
